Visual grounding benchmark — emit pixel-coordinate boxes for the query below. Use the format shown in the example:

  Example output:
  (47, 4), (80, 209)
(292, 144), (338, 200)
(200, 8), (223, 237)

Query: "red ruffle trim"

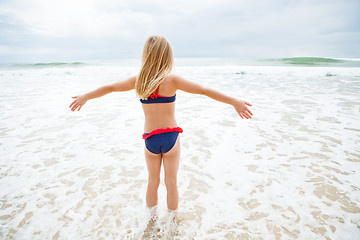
(143, 127), (183, 139)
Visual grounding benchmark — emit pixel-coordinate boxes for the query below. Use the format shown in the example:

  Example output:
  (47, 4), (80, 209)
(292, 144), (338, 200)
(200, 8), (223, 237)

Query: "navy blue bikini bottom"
(143, 127), (183, 154)
(144, 131), (179, 154)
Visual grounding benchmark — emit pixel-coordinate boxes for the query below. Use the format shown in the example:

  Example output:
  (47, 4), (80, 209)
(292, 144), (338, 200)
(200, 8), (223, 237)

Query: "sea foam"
(1, 59), (359, 239)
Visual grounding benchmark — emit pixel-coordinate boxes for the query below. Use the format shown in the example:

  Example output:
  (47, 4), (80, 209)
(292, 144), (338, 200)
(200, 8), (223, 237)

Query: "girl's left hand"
(234, 99), (253, 119)
(69, 95), (87, 111)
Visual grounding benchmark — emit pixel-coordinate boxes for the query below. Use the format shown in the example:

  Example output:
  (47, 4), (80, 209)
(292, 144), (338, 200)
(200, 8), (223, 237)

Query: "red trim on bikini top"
(147, 85), (166, 99)
(142, 127), (183, 139)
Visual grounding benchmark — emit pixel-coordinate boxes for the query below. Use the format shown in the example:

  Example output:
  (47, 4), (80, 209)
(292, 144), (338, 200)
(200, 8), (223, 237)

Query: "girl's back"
(141, 75), (178, 132)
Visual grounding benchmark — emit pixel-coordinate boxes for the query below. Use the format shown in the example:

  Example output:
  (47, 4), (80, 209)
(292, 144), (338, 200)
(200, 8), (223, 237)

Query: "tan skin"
(70, 74), (252, 210)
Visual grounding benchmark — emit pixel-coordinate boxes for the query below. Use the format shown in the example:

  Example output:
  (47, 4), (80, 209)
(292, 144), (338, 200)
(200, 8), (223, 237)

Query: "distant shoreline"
(1, 57), (360, 68)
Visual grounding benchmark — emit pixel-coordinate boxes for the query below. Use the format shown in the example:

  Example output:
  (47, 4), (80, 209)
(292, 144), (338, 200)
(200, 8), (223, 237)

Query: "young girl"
(69, 35), (252, 217)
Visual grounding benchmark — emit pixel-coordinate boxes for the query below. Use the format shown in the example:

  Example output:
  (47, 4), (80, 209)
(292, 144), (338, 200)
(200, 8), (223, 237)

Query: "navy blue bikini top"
(140, 84), (176, 104)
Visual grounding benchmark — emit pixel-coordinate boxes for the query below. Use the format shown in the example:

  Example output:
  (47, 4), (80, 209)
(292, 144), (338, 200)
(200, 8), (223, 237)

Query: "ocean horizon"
(1, 56), (360, 68)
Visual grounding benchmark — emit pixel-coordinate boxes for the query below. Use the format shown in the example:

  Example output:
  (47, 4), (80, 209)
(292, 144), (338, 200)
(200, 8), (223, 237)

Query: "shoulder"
(126, 75), (137, 88)
(129, 75), (137, 84)
(168, 74), (205, 94)
(167, 74), (185, 85)
(124, 75), (136, 88)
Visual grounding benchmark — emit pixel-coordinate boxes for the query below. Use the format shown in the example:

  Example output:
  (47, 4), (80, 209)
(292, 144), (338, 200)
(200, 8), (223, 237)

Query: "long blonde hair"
(136, 35), (174, 99)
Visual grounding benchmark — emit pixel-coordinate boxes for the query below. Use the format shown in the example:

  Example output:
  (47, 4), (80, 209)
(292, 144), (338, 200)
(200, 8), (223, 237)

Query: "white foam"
(1, 62), (360, 239)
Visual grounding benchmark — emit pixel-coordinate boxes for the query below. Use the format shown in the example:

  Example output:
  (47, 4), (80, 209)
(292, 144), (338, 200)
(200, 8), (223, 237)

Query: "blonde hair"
(136, 35), (174, 99)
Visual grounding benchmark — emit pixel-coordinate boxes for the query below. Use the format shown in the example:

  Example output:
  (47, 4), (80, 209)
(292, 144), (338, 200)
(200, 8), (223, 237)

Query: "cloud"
(1, 0), (154, 38)
(0, 0), (359, 62)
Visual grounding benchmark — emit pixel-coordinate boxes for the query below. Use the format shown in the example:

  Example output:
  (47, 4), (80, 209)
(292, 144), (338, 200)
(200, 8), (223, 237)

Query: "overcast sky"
(0, 0), (359, 63)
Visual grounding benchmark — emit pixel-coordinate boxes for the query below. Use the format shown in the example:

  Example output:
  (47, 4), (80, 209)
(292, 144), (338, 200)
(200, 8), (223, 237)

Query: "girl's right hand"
(69, 95), (87, 111)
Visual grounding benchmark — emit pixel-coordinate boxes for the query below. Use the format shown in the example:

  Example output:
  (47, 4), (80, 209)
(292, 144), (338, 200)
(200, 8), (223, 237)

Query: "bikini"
(141, 84), (183, 154)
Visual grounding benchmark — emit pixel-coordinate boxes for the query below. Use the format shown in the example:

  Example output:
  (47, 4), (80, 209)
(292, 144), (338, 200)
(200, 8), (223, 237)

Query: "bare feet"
(148, 205), (158, 224)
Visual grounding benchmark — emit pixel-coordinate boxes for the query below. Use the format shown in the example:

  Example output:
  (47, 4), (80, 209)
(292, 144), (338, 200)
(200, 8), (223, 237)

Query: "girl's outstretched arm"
(173, 75), (253, 119)
(69, 76), (136, 111)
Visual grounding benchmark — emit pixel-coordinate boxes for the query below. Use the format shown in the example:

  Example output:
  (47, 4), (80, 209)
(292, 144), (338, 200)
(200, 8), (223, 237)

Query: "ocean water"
(1, 58), (360, 239)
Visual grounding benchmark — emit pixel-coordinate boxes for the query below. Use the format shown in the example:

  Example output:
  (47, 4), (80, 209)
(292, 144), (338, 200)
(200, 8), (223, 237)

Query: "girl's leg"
(144, 147), (162, 208)
(162, 137), (180, 210)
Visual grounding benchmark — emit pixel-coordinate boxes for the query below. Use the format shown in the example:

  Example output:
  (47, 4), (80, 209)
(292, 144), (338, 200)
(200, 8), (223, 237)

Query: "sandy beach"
(1, 59), (360, 239)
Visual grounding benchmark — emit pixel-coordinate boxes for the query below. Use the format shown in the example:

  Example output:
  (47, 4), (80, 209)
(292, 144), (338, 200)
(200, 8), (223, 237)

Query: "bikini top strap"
(155, 84), (160, 95)
(156, 75), (167, 95)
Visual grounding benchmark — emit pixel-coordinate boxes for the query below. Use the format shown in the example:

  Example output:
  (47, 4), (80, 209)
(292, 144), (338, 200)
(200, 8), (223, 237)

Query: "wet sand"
(1, 63), (360, 239)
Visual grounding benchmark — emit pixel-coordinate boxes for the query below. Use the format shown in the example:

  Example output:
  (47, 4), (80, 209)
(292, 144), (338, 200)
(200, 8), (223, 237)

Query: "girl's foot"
(148, 205), (158, 223)
(168, 208), (178, 224)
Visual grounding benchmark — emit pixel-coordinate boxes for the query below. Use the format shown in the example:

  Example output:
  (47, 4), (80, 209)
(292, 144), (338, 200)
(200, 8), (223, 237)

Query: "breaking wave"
(13, 62), (86, 68)
(265, 57), (360, 66)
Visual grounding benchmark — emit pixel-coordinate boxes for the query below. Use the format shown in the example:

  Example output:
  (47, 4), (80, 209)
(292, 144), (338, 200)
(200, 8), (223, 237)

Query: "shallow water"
(1, 60), (360, 239)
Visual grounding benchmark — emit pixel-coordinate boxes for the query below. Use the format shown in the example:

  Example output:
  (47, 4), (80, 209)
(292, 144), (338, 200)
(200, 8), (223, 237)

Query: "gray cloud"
(0, 0), (359, 63)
